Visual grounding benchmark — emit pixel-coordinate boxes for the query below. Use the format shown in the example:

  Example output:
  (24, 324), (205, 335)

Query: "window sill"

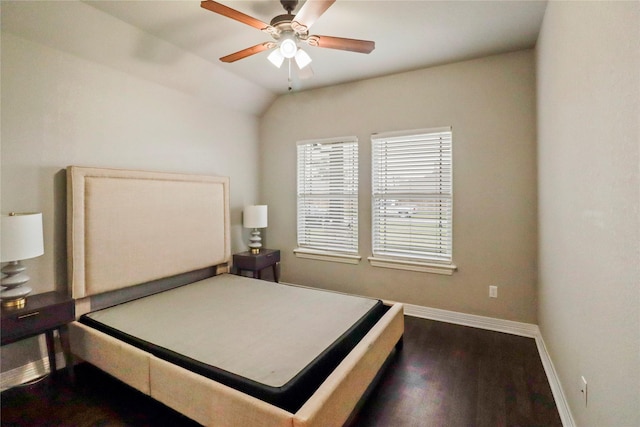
(367, 256), (457, 275)
(294, 248), (362, 265)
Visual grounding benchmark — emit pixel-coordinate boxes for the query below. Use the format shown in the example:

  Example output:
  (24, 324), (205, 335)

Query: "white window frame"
(294, 136), (361, 264)
(369, 127), (456, 275)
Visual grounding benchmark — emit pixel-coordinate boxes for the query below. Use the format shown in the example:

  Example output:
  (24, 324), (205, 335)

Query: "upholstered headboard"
(67, 166), (230, 300)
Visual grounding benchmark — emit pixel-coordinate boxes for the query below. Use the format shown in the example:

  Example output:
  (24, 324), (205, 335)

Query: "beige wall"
(0, 3), (269, 373)
(537, 1), (640, 425)
(260, 50), (538, 323)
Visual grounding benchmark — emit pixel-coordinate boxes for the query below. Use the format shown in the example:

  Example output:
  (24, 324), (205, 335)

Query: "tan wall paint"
(260, 50), (538, 323)
(537, 2), (640, 425)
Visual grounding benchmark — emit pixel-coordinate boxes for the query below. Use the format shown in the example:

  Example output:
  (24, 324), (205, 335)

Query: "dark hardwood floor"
(1, 316), (561, 427)
(351, 317), (561, 427)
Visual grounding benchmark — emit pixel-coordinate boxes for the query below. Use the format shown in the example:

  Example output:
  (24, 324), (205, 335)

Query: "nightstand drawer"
(1, 294), (74, 345)
(233, 249), (281, 282)
(234, 249), (280, 270)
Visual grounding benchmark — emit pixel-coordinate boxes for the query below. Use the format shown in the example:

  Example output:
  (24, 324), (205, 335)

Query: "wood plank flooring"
(1, 316), (561, 426)
(350, 317), (561, 427)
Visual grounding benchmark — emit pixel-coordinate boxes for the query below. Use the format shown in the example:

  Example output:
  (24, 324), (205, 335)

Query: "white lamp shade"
(1, 213), (44, 262)
(244, 205), (268, 229)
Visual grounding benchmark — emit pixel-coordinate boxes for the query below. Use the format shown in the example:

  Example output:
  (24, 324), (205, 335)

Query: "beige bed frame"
(66, 166), (404, 427)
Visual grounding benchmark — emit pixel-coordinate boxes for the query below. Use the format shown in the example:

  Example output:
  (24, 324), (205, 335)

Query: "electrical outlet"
(580, 376), (588, 406)
(489, 285), (498, 298)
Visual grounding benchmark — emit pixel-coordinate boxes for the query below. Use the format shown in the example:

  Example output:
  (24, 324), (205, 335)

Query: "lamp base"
(1, 261), (29, 287)
(2, 261), (32, 309)
(248, 228), (262, 254)
(1, 285), (32, 309)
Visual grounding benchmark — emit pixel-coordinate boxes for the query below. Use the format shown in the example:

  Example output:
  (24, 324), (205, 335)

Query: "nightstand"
(1, 291), (75, 378)
(233, 249), (280, 282)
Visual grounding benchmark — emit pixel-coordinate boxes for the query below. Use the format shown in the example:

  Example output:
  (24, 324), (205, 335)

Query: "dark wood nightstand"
(233, 249), (280, 282)
(1, 291), (75, 378)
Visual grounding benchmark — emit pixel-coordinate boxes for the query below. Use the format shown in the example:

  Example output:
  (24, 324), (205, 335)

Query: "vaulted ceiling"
(87, 0), (547, 94)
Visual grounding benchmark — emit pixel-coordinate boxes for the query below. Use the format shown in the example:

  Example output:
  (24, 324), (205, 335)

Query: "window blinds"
(372, 128), (452, 263)
(297, 138), (358, 254)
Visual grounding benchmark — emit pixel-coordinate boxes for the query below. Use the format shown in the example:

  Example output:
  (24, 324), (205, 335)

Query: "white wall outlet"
(580, 376), (588, 406)
(489, 285), (498, 298)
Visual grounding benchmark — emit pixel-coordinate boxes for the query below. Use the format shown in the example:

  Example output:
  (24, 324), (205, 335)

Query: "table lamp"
(1, 212), (44, 309)
(244, 205), (268, 254)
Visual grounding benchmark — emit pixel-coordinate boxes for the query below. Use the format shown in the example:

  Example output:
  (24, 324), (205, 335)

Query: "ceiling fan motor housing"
(269, 13), (309, 41)
(270, 14), (293, 29)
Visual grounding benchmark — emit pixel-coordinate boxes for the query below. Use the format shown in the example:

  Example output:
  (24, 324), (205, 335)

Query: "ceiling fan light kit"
(267, 49), (285, 68)
(268, 46), (312, 70)
(201, 0), (375, 88)
(294, 49), (312, 69)
(279, 35), (298, 59)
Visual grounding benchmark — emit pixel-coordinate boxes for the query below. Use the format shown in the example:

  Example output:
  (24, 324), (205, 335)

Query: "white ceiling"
(86, 0), (547, 95)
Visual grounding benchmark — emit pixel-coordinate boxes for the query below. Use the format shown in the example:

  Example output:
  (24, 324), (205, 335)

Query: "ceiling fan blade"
(201, 1), (271, 31)
(291, 0), (335, 33)
(220, 43), (273, 63)
(308, 35), (375, 54)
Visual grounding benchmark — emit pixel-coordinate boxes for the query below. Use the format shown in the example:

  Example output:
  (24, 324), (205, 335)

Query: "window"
(295, 137), (360, 264)
(370, 127), (456, 274)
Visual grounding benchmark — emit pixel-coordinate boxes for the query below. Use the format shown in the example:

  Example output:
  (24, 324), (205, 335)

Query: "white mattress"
(82, 274), (381, 388)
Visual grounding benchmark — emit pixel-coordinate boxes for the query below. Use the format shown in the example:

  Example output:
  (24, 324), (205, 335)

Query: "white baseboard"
(404, 303), (575, 427)
(404, 304), (540, 337)
(0, 351), (66, 392)
(534, 332), (575, 427)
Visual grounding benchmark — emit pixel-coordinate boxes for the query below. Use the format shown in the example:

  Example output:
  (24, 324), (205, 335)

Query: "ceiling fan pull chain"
(288, 59), (293, 92)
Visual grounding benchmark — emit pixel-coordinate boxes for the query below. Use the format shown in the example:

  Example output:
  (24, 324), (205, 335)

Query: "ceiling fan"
(200, 0), (375, 72)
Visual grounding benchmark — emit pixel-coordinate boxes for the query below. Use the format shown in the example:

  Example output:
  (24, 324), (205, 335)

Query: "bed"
(66, 166), (404, 427)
